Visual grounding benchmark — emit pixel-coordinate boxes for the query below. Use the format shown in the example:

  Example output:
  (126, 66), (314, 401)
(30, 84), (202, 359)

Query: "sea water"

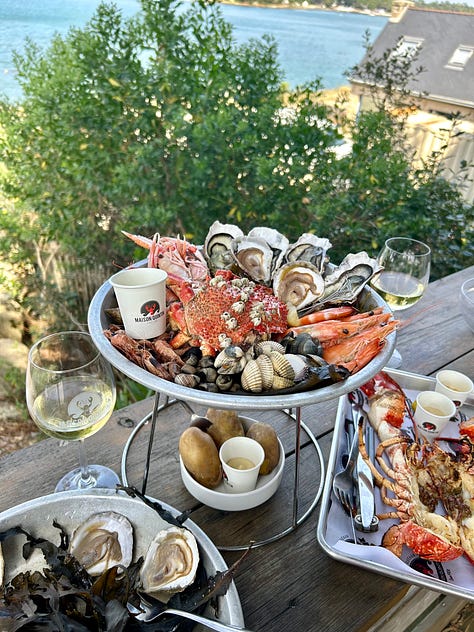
(0, 0), (387, 100)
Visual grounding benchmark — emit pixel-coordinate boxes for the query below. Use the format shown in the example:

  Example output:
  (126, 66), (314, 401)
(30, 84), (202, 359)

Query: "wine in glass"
(26, 330), (120, 492)
(370, 237), (431, 368)
(370, 237), (431, 311)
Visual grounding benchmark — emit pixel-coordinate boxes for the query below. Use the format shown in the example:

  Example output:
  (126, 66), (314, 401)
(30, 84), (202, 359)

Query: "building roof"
(351, 7), (474, 110)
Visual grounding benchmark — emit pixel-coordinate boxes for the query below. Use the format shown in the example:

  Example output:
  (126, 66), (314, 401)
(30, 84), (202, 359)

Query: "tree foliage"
(0, 0), (472, 332)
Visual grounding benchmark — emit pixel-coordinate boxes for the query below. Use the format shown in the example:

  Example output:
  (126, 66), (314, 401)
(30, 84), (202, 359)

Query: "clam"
(203, 221), (243, 273)
(273, 261), (325, 311)
(319, 251), (382, 305)
(241, 358), (265, 393)
(0, 543), (3, 588)
(240, 350), (296, 392)
(68, 511), (134, 576)
(140, 526), (199, 596)
(285, 233), (332, 274)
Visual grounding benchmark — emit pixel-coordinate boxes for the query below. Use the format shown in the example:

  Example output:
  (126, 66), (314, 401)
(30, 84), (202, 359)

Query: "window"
(391, 36), (424, 59)
(447, 46), (474, 69)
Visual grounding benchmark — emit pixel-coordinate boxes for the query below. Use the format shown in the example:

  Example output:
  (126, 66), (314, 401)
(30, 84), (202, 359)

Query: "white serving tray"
(317, 368), (474, 602)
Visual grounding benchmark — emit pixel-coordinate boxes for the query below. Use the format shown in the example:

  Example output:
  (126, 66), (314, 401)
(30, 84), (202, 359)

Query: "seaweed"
(0, 492), (251, 631)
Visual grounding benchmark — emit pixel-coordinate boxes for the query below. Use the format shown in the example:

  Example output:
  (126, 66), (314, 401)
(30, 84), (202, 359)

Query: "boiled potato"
(246, 422), (280, 475)
(205, 408), (244, 449)
(179, 426), (222, 488)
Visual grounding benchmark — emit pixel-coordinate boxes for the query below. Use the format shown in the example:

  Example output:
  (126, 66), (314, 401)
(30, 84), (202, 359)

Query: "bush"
(0, 0), (472, 332)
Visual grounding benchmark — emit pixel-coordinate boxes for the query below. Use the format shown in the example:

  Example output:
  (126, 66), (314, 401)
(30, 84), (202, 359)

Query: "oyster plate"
(0, 488), (244, 626)
(88, 260), (396, 411)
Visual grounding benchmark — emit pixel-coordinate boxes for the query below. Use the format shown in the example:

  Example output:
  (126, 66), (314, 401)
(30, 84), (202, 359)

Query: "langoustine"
(358, 371), (474, 563)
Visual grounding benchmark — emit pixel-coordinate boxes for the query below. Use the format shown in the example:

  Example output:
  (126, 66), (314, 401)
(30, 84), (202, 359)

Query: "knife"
(354, 414), (379, 532)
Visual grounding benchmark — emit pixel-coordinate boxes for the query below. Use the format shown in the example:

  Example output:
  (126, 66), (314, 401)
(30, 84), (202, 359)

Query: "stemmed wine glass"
(370, 237), (431, 367)
(26, 330), (120, 492)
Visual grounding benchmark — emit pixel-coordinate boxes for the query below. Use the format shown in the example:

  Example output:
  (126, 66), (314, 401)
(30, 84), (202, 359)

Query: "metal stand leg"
(121, 400), (325, 550)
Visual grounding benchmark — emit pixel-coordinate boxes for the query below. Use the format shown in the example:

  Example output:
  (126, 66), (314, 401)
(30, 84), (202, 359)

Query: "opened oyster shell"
(140, 526), (199, 596)
(273, 261), (325, 311)
(68, 510), (134, 576)
(247, 227), (289, 279)
(284, 233), (332, 274)
(204, 221), (243, 273)
(320, 251), (382, 305)
(230, 235), (275, 285)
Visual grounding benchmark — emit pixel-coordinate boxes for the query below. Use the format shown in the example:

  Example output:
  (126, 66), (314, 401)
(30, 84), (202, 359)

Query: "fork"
(332, 425), (359, 516)
(131, 602), (255, 632)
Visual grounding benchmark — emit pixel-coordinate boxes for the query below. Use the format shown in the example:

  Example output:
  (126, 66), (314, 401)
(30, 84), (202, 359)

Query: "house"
(350, 1), (474, 121)
(349, 2), (474, 202)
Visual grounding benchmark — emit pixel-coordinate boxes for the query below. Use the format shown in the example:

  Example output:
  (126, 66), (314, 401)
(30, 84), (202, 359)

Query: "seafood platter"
(317, 368), (474, 600)
(0, 488), (244, 629)
(88, 222), (397, 410)
(179, 413), (286, 511)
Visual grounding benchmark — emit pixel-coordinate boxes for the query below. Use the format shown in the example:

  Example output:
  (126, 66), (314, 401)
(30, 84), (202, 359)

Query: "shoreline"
(218, 1), (390, 18)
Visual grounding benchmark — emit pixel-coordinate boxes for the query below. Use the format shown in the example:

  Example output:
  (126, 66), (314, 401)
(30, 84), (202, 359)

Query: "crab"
(168, 270), (289, 355)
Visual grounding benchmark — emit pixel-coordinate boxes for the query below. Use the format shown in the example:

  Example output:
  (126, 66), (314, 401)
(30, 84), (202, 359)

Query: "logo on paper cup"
(135, 300), (164, 323)
(140, 300), (160, 317)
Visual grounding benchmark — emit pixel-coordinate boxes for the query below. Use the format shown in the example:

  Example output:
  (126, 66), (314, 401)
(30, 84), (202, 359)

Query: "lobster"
(358, 371), (474, 563)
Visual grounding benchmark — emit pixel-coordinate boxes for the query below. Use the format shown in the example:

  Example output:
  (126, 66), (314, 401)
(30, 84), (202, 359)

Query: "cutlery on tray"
(333, 398), (379, 535)
(354, 415), (379, 533)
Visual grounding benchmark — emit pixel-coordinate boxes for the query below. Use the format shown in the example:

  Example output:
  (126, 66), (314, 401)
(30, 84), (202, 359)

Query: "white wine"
(31, 376), (115, 441)
(371, 271), (424, 310)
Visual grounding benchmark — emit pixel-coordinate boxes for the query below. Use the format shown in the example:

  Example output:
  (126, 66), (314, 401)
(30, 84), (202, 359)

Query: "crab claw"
(382, 519), (463, 562)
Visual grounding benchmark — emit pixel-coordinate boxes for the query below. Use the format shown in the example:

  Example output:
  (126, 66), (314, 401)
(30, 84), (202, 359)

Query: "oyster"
(68, 511), (134, 576)
(230, 235), (275, 285)
(247, 227), (289, 279)
(319, 251), (382, 306)
(273, 261), (325, 310)
(0, 543), (3, 588)
(203, 221), (243, 273)
(140, 526), (199, 595)
(285, 233), (332, 274)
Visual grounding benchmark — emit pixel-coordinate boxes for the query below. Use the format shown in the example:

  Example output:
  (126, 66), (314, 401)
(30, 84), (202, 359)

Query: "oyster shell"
(319, 251), (382, 306)
(273, 261), (325, 310)
(68, 511), (134, 576)
(247, 227), (289, 279)
(285, 233), (332, 274)
(230, 235), (275, 284)
(203, 221), (243, 273)
(140, 526), (199, 595)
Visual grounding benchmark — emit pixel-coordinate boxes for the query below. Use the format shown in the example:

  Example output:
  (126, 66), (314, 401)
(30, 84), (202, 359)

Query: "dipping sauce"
(227, 457), (255, 470)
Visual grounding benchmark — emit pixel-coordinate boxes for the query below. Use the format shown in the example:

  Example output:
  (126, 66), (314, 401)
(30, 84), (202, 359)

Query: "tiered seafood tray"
(88, 223), (396, 410)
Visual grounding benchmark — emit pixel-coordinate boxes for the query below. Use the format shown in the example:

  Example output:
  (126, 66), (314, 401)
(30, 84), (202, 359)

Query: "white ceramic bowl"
(460, 277), (474, 333)
(180, 418), (285, 511)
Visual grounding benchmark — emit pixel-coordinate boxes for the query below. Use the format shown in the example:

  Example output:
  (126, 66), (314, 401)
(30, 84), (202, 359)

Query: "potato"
(205, 408), (244, 449)
(246, 422), (280, 475)
(179, 426), (222, 488)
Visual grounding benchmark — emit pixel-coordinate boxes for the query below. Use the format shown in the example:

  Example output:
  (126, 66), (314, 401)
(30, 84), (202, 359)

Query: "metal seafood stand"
(88, 228), (396, 550)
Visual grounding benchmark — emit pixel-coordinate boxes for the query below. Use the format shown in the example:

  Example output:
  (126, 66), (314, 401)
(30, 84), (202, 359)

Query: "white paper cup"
(435, 370), (473, 410)
(109, 267), (167, 339)
(414, 391), (456, 440)
(219, 437), (265, 494)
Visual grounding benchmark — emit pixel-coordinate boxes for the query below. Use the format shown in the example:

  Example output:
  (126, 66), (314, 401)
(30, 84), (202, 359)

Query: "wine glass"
(26, 330), (120, 492)
(370, 237), (431, 367)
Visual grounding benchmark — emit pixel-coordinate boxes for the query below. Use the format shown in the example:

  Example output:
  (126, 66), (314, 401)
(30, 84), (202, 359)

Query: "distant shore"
(219, 1), (391, 18)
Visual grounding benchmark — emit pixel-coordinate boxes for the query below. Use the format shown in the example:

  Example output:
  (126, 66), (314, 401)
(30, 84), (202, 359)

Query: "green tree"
(0, 0), (472, 333)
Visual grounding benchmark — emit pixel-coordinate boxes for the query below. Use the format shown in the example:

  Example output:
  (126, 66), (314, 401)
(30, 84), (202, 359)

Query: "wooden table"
(1, 265), (473, 631)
